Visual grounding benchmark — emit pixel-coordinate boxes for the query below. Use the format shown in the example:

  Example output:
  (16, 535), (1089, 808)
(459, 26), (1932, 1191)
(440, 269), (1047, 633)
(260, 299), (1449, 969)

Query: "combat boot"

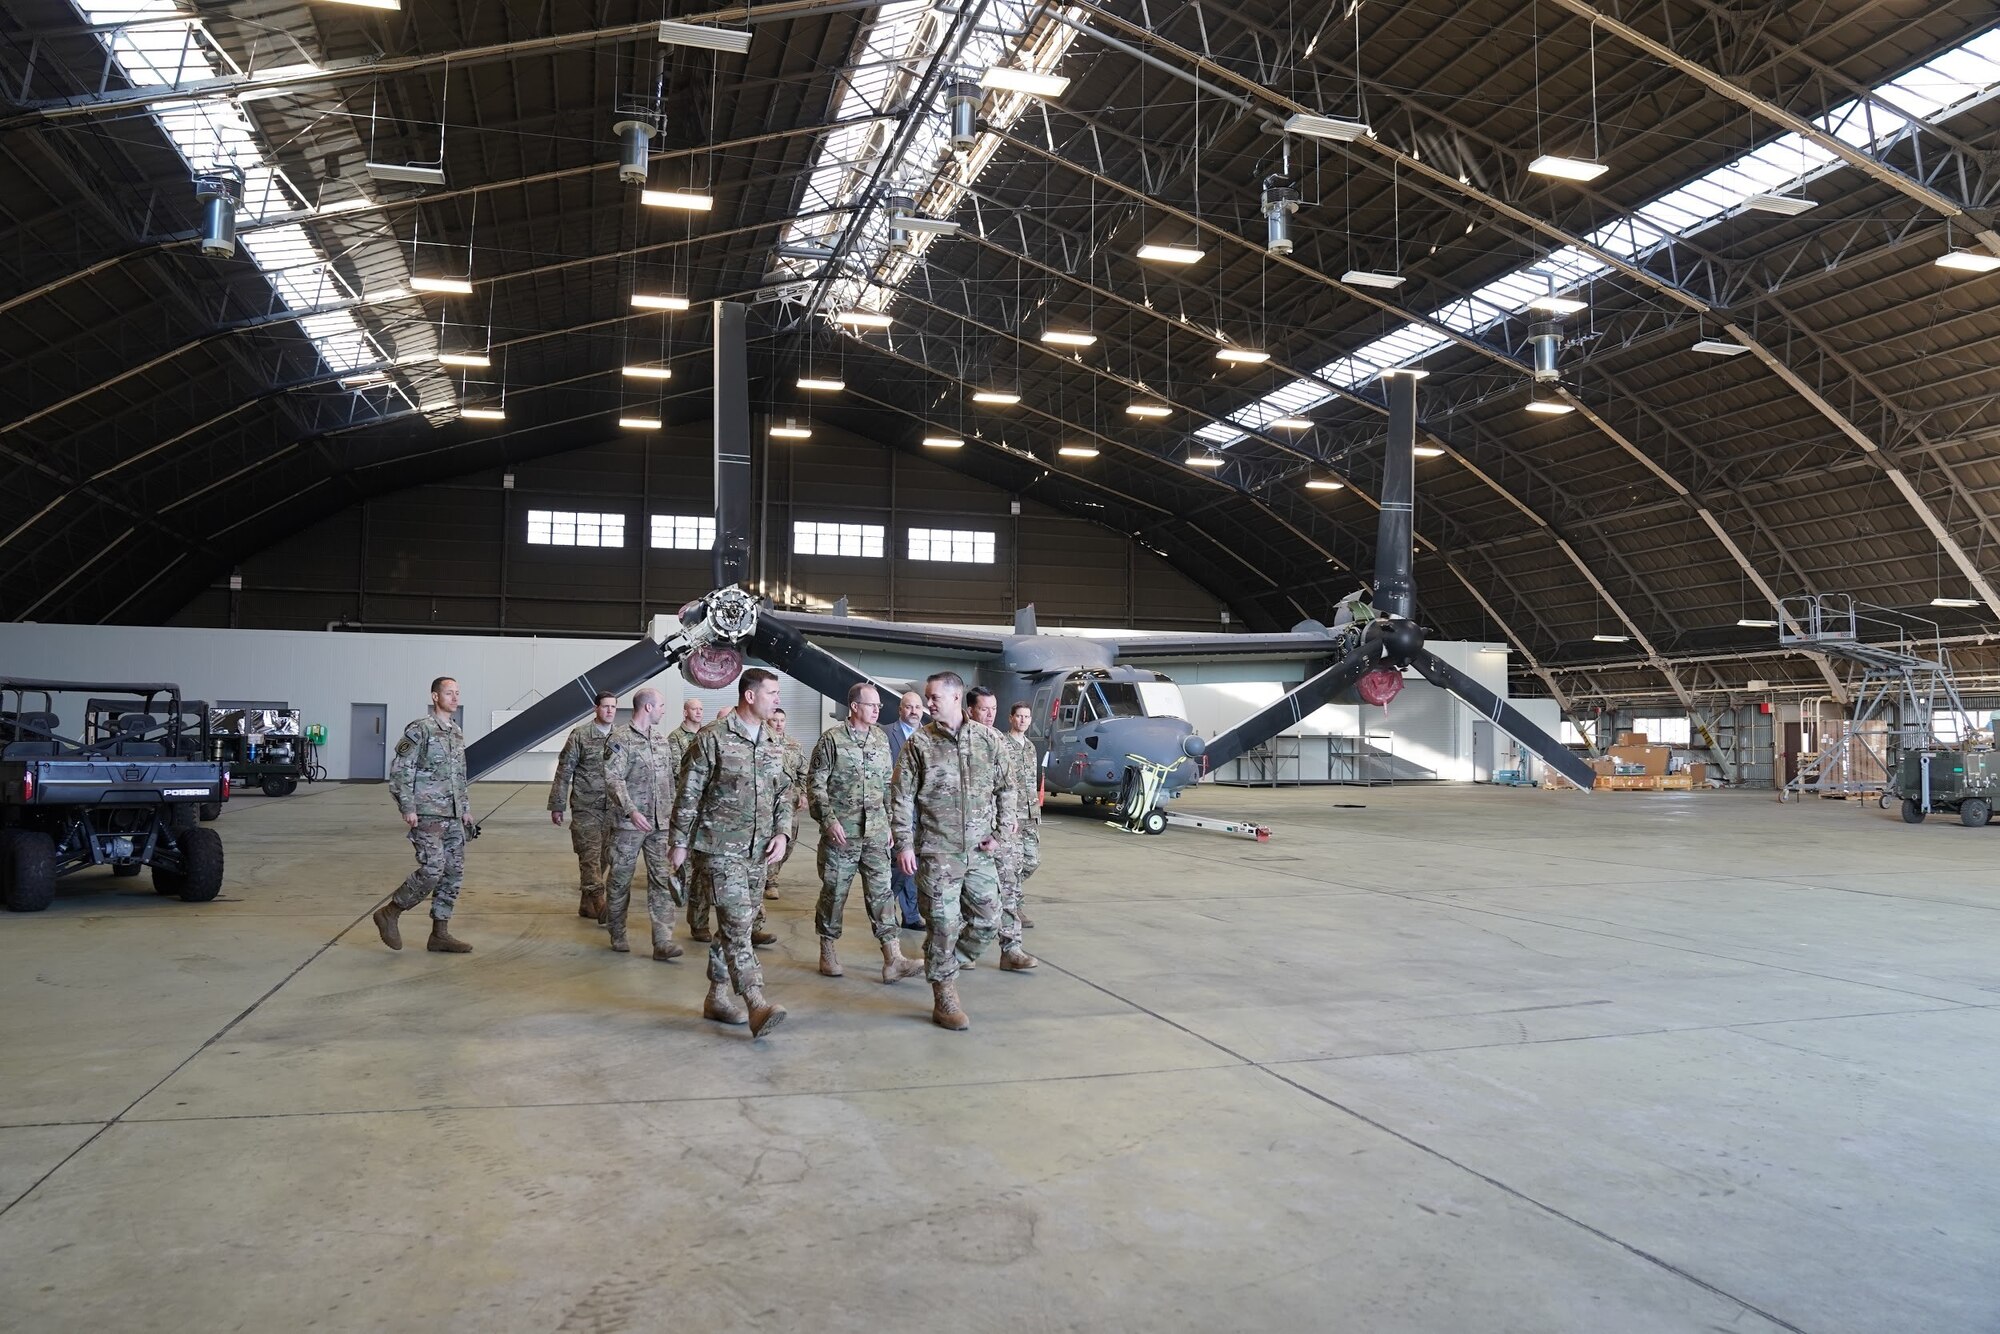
(1021, 912), (1036, 929)
(652, 926), (683, 962)
(1000, 947), (1039, 971)
(763, 883), (781, 901)
(703, 980), (748, 1026)
(931, 979), (970, 1031)
(427, 917), (472, 953)
(576, 889), (594, 918)
(371, 900), (405, 951)
(689, 923), (714, 943)
(608, 920), (630, 953)
(744, 987), (787, 1038)
(880, 937), (924, 984)
(818, 937), (843, 977)
(752, 926), (778, 947)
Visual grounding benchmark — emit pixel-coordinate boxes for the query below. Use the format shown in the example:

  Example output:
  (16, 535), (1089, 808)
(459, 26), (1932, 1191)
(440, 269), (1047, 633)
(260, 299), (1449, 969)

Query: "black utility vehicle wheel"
(1960, 798), (1991, 828)
(1901, 798), (1926, 824)
(261, 777), (285, 797)
(171, 827), (224, 902)
(199, 802), (222, 822)
(277, 778), (297, 797)
(112, 861), (143, 878)
(4, 831), (58, 912)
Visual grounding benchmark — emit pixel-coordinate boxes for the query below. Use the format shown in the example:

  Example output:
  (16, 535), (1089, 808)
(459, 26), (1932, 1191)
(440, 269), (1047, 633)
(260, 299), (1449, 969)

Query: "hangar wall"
(163, 424), (1234, 636)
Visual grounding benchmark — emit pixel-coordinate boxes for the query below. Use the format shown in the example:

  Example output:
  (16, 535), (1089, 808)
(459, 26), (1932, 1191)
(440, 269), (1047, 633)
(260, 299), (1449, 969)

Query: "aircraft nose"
(1181, 733), (1206, 759)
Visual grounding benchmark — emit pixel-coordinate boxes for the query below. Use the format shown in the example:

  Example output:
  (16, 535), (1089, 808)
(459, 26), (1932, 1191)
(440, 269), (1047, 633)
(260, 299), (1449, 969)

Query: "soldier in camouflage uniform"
(809, 683), (925, 984)
(969, 692), (1040, 972)
(680, 700), (778, 951)
(662, 698), (704, 934)
(373, 676), (475, 954)
(602, 687), (686, 962)
(891, 671), (1020, 1030)
(761, 708), (810, 900)
(548, 690), (619, 921)
(670, 669), (794, 1039)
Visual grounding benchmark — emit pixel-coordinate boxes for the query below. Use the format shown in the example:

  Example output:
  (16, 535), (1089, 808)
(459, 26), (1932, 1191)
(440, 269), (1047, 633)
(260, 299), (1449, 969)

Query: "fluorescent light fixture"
(1413, 446), (1446, 458)
(770, 425), (812, 440)
(922, 436), (963, 449)
(1591, 633), (1629, 643)
(893, 215), (959, 235)
(459, 407), (506, 421)
(630, 293), (691, 310)
(339, 371), (392, 388)
(1270, 417), (1313, 430)
(641, 189), (713, 211)
(1931, 597), (1981, 608)
(1379, 366), (1430, 379)
(1935, 249), (2000, 273)
(1041, 329), (1096, 347)
(622, 364), (673, 380)
(437, 352), (489, 368)
(1125, 403), (1172, 418)
(410, 276), (472, 295)
(1305, 479), (1344, 491)
(1528, 294), (1588, 315)
(1284, 113), (1372, 142)
(318, 0), (400, 9)
(1216, 347), (1270, 364)
(980, 67), (1069, 97)
(365, 161), (445, 186)
(973, 390), (1020, 405)
(796, 376), (845, 391)
(834, 309), (893, 328)
(657, 20), (753, 54)
(1136, 243), (1206, 265)
(1342, 269), (1405, 290)
(1744, 192), (1813, 215)
(1186, 454), (1225, 468)
(1736, 618), (1777, 628)
(1057, 445), (1099, 458)
(1692, 338), (1751, 356)
(1528, 154), (1609, 182)
(1525, 397), (1575, 415)
(618, 416), (663, 430)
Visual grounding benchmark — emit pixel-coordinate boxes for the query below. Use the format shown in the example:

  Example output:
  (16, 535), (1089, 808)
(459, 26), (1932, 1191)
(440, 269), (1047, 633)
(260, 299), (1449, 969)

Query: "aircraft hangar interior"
(3, 1), (1998, 1329)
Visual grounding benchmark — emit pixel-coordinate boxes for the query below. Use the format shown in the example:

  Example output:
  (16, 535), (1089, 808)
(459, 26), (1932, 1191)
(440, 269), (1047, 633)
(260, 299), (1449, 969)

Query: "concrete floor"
(2, 780), (1996, 1332)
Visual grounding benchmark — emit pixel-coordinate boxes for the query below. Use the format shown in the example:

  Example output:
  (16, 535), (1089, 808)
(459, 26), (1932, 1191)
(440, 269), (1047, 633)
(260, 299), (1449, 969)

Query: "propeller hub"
(1382, 618), (1426, 663)
(696, 586), (760, 644)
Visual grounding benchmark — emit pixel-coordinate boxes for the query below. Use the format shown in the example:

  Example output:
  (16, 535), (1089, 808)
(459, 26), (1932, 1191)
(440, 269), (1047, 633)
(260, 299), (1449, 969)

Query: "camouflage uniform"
(764, 736), (810, 892)
(548, 720), (616, 901)
(997, 731), (1042, 951)
(387, 713), (471, 920)
(808, 722), (898, 943)
(670, 712), (794, 997)
(890, 719), (1020, 982)
(603, 721), (683, 944)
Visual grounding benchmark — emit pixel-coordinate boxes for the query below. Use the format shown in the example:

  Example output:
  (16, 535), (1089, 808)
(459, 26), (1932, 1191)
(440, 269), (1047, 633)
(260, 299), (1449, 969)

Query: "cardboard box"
(1618, 731), (1649, 746)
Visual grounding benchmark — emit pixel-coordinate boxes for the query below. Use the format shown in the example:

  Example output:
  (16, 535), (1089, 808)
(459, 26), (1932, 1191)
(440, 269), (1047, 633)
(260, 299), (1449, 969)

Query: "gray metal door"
(350, 703), (387, 780)
(1472, 720), (1495, 783)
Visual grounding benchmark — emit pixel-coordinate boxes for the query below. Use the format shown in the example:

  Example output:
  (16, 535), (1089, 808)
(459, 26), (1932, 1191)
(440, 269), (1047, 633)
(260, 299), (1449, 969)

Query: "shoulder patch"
(395, 739), (415, 756)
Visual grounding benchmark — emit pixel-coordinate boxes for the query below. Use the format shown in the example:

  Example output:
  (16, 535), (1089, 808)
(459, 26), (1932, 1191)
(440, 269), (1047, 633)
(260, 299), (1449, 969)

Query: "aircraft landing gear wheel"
(1960, 798), (1990, 828)
(1900, 798), (1926, 825)
(1141, 808), (1168, 836)
(1877, 792), (1889, 809)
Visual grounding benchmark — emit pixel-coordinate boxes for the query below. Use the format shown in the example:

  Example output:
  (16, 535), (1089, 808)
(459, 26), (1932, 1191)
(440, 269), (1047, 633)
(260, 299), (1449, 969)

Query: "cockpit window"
(1093, 684), (1147, 719)
(1137, 682), (1187, 720)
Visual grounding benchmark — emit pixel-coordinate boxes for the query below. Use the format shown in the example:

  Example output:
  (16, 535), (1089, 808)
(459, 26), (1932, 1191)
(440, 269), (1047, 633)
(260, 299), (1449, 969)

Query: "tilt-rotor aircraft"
(466, 304), (1595, 811)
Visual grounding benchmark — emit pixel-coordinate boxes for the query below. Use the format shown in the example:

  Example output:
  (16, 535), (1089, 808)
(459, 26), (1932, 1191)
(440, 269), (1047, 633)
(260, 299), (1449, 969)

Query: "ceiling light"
(980, 67), (1069, 98)
(1269, 417), (1314, 430)
(656, 20), (752, 54)
(1744, 192), (1814, 216)
(1125, 403), (1171, 418)
(1413, 446), (1446, 458)
(1591, 633), (1629, 643)
(834, 309), (893, 328)
(972, 390), (1020, 405)
(1935, 249), (2000, 273)
(410, 276), (472, 295)
(1736, 618), (1777, 628)
(893, 215), (959, 235)
(1041, 330), (1096, 347)
(1931, 597), (1981, 608)
(619, 416), (663, 430)
(622, 364), (673, 380)
(630, 293), (690, 310)
(1528, 154), (1609, 182)
(1342, 269), (1405, 290)
(797, 376), (845, 391)
(318, 0), (400, 8)
(1692, 338), (1751, 356)
(1284, 113), (1372, 142)
(459, 406), (505, 421)
(1216, 347), (1270, 364)
(1136, 243), (1206, 265)
(339, 371), (392, 388)
(922, 436), (963, 449)
(1379, 366), (1431, 379)
(437, 352), (489, 368)
(1527, 295), (1587, 315)
(1305, 479), (1344, 491)
(1186, 454), (1225, 468)
(641, 189), (713, 211)
(362, 286), (410, 304)
(771, 425), (812, 440)
(365, 161), (445, 186)
(1057, 445), (1099, 458)
(1525, 396), (1575, 415)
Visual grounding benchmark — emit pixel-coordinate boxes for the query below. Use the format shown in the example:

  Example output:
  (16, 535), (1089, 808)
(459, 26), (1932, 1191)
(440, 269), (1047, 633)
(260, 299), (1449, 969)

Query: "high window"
(1630, 716), (1692, 746)
(907, 527), (996, 564)
(651, 514), (716, 550)
(793, 522), (884, 558)
(527, 510), (625, 547)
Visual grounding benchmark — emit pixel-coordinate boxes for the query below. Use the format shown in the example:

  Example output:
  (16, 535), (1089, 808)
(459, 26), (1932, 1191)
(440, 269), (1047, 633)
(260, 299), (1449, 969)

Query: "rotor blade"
(465, 636), (681, 781)
(1410, 649), (1596, 791)
(1200, 632), (1383, 772)
(712, 301), (752, 587)
(748, 611), (904, 705)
